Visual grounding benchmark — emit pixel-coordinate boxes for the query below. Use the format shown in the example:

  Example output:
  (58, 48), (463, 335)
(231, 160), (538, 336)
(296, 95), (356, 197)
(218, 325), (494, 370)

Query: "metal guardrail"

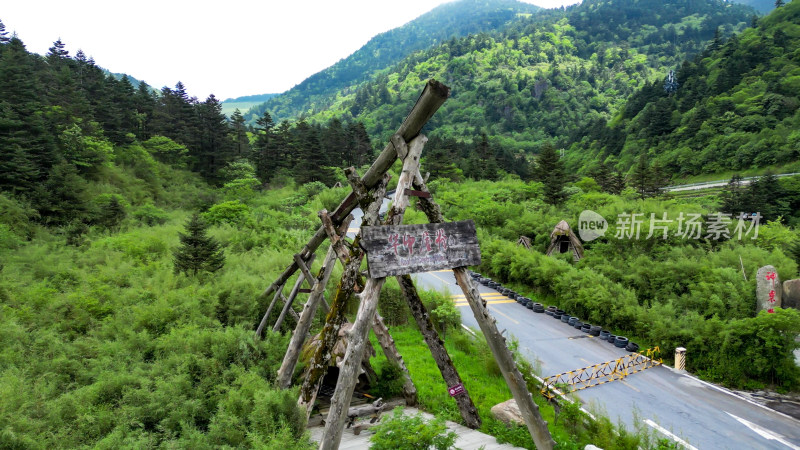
(666, 173), (800, 191)
(540, 347), (663, 399)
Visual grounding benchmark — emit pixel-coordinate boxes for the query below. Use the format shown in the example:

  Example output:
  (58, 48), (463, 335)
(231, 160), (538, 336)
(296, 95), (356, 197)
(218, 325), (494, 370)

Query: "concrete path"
(309, 406), (525, 450)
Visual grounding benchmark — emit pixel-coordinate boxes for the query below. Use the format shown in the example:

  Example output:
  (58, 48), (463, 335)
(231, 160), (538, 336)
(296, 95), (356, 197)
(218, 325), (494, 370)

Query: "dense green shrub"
(369, 407), (457, 450)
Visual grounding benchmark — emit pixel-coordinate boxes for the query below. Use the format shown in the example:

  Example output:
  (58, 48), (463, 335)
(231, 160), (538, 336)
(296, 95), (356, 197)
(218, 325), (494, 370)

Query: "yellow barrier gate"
(541, 347), (662, 399)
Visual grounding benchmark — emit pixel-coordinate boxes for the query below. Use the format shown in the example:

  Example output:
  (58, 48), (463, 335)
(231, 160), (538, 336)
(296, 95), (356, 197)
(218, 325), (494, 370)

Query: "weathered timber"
(273, 253), (315, 332)
(410, 172), (556, 450)
(298, 174), (391, 415)
(256, 80), (449, 307)
(398, 273), (481, 429)
(453, 268), (554, 450)
(255, 280), (287, 338)
(370, 312), (417, 405)
(277, 245), (342, 389)
(361, 220), (480, 278)
(319, 210), (351, 264)
(319, 135), (426, 450)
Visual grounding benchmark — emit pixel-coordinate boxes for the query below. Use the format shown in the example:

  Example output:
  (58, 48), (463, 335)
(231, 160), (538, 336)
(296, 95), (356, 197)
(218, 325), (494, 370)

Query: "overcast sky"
(2, 0), (580, 101)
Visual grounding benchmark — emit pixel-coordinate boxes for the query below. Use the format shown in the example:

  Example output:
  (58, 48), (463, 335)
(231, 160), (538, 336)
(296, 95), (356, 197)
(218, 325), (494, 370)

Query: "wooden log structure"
(319, 135), (426, 450)
(276, 216), (352, 389)
(273, 253), (315, 332)
(397, 274), (482, 429)
(410, 173), (556, 450)
(254, 80), (450, 338)
(298, 173), (391, 416)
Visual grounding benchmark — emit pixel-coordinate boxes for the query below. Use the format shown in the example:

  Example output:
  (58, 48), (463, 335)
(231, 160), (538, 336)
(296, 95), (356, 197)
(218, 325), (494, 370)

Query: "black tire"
(568, 317), (579, 326)
(573, 321), (583, 329)
(614, 336), (629, 348)
(545, 310), (554, 316)
(561, 315), (571, 323)
(599, 330), (611, 341)
(626, 342), (640, 353)
(589, 325), (602, 336)
(581, 323), (591, 333)
(607, 334), (617, 344)
(532, 304), (545, 313)
(526, 302), (534, 310)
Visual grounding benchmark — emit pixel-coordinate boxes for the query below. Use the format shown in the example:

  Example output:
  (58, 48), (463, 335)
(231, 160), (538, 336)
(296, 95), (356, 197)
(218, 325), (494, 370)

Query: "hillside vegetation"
(272, 0), (754, 159)
(567, 0), (800, 178)
(245, 0), (541, 123)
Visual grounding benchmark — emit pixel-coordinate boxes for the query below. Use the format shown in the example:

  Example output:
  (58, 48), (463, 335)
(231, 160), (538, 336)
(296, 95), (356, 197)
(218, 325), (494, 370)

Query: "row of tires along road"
(468, 271), (641, 353)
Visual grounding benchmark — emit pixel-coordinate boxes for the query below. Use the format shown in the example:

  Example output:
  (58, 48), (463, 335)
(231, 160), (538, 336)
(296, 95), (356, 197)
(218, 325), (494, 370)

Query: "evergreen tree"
(196, 94), (234, 182)
(0, 19), (10, 44)
(534, 142), (567, 205)
(173, 214), (225, 276)
(230, 109), (250, 159)
(720, 174), (747, 215)
(775, 0), (785, 7)
(346, 121), (372, 168)
(253, 111), (278, 183)
(631, 155), (651, 199)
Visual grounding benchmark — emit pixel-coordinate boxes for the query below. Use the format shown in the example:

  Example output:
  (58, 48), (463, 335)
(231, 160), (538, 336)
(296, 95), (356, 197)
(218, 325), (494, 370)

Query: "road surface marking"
(644, 419), (698, 450)
(488, 306), (520, 325)
(580, 358), (592, 365)
(427, 271), (456, 285)
(454, 300), (516, 306)
(621, 380), (640, 392)
(451, 292), (506, 297)
(433, 269), (454, 273)
(725, 412), (800, 450)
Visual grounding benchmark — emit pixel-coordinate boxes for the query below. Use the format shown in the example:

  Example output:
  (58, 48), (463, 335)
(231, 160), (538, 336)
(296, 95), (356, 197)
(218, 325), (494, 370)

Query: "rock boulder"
(756, 265), (782, 313)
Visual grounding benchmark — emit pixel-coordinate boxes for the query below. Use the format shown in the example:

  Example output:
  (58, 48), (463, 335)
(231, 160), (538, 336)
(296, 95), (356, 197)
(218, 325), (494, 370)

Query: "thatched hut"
(545, 220), (584, 262)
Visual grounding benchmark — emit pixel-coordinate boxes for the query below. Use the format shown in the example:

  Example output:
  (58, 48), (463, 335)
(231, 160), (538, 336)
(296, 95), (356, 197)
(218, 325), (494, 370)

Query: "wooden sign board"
(361, 220), (480, 278)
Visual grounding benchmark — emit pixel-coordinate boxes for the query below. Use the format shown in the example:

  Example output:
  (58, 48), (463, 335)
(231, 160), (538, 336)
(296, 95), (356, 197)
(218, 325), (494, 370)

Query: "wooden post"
(277, 242), (344, 388)
(298, 173), (391, 415)
(410, 174), (556, 450)
(370, 313), (417, 405)
(397, 274), (482, 429)
(255, 80), (449, 312)
(273, 253), (315, 332)
(319, 135), (425, 450)
(255, 280), (287, 338)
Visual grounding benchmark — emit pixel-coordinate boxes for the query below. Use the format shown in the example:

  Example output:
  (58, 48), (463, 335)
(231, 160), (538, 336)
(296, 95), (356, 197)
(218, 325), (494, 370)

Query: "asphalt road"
(411, 269), (800, 450)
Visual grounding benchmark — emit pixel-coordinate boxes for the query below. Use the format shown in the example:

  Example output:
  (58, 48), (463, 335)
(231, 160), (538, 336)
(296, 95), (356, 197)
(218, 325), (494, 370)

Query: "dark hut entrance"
(545, 220), (584, 262)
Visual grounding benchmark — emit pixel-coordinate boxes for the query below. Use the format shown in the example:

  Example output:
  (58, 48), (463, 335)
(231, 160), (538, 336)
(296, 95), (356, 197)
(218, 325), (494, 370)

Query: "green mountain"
(221, 93), (278, 118)
(734, 0), (777, 14)
(291, 0), (755, 163)
(565, 0), (800, 178)
(243, 0), (541, 122)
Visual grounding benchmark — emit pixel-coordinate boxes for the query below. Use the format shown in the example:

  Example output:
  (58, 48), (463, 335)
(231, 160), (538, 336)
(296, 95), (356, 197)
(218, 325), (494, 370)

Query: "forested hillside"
(278, 0), (755, 168)
(2, 3), (800, 448)
(566, 0), (800, 178)
(244, 0), (541, 123)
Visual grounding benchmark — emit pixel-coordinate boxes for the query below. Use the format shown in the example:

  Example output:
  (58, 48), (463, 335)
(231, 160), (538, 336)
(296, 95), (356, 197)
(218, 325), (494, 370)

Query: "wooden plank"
(403, 188), (431, 198)
(361, 220), (480, 278)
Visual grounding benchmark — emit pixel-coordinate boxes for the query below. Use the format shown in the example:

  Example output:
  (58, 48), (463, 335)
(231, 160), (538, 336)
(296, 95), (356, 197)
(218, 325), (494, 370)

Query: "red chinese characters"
(766, 271), (777, 313)
(435, 228), (448, 251)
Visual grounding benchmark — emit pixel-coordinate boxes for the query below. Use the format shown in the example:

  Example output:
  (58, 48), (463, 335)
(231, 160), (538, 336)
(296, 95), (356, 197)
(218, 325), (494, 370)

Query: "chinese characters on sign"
(613, 212), (760, 240)
(361, 220), (481, 278)
(766, 271), (777, 314)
